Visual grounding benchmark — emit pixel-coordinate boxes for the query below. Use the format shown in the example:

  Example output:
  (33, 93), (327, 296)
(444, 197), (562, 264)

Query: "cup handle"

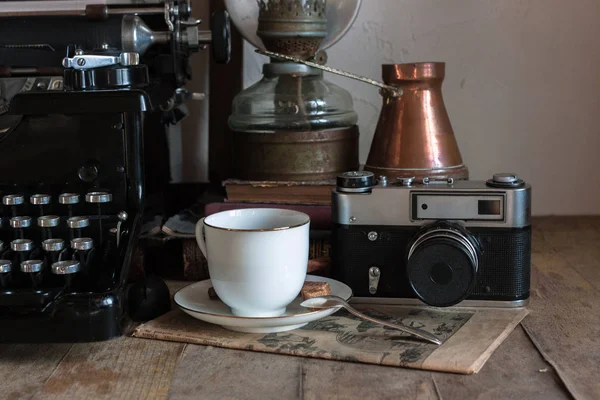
(195, 217), (208, 259)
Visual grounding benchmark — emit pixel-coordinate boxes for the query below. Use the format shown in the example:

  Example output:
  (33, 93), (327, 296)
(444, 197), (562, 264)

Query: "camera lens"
(407, 226), (478, 307)
(430, 262), (453, 285)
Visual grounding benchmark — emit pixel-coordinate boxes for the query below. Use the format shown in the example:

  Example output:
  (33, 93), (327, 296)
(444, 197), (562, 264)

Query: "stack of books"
(160, 179), (335, 280)
(205, 178), (336, 275)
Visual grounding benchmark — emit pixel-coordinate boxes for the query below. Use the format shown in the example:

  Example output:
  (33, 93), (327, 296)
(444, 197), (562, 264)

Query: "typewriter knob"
(77, 163), (99, 182)
(211, 10), (232, 64)
(20, 260), (43, 273)
(0, 240), (3, 251)
(10, 216), (32, 228)
(30, 194), (51, 205)
(3, 194), (24, 206)
(38, 215), (60, 228)
(59, 193), (80, 204)
(0, 260), (11, 273)
(43, 238), (65, 252)
(52, 260), (81, 275)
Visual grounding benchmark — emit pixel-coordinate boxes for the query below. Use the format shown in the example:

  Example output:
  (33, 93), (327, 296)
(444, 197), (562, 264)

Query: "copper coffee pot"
(364, 62), (468, 181)
(257, 55), (469, 181)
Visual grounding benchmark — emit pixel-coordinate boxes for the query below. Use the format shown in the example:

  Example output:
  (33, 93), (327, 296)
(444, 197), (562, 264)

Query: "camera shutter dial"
(407, 228), (479, 307)
(337, 171), (375, 192)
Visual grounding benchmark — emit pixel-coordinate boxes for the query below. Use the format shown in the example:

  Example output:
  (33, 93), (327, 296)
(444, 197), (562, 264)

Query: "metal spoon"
(300, 295), (443, 345)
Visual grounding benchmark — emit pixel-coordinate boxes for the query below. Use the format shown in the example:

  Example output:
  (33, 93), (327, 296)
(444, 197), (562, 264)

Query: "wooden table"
(1, 216), (598, 400)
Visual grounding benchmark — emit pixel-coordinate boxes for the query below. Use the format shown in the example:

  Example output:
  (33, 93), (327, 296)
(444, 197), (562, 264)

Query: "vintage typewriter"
(0, 0), (230, 342)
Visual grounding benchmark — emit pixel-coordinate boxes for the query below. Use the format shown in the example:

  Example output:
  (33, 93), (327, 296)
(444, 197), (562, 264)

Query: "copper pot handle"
(256, 49), (403, 97)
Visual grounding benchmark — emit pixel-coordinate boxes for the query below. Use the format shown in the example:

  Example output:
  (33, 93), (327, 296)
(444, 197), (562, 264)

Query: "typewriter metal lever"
(62, 52), (140, 70)
(116, 211), (128, 248)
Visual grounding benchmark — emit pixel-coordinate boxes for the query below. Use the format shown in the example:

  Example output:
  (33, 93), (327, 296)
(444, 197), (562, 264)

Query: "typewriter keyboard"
(0, 188), (130, 299)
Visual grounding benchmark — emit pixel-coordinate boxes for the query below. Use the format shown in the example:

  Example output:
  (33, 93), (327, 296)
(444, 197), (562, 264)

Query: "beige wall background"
(175, 0), (600, 216)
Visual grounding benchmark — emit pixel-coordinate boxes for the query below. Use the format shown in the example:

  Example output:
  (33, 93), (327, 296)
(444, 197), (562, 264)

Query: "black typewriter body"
(0, 90), (146, 342)
(0, 0), (230, 342)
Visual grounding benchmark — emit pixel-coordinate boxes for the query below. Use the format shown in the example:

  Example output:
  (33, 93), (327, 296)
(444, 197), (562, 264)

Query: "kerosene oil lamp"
(224, 0), (362, 181)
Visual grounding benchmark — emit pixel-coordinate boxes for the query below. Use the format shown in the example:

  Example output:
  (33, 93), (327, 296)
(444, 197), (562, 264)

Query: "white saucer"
(174, 275), (352, 333)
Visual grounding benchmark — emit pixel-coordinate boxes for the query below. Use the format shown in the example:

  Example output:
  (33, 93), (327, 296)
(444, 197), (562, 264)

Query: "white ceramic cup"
(195, 208), (310, 317)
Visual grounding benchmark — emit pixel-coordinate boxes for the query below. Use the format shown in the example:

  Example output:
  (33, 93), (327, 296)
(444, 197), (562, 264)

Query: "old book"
(222, 179), (335, 205)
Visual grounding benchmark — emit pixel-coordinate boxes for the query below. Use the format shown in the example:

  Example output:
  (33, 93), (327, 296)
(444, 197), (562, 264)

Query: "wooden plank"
(168, 345), (305, 400)
(0, 343), (72, 400)
(519, 217), (600, 400)
(167, 326), (568, 400)
(534, 216), (600, 291)
(167, 343), (440, 400)
(35, 337), (185, 400)
(431, 326), (569, 400)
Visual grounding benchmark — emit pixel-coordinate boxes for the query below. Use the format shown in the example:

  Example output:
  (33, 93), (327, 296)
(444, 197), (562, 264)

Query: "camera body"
(331, 172), (532, 307)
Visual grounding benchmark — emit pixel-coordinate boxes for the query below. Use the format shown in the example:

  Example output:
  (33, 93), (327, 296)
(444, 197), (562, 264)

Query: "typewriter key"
(68, 216), (89, 240)
(85, 192), (112, 204)
(0, 260), (11, 288)
(43, 238), (66, 265)
(3, 194), (24, 206)
(71, 237), (94, 251)
(20, 259), (43, 273)
(30, 194), (51, 205)
(31, 194), (51, 216)
(38, 217), (59, 242)
(4, 195), (24, 218)
(52, 260), (80, 275)
(0, 260), (11, 274)
(59, 193), (80, 204)
(52, 260), (81, 289)
(10, 216), (32, 228)
(67, 216), (89, 229)
(21, 260), (44, 288)
(71, 237), (94, 268)
(43, 238), (65, 252)
(10, 239), (33, 262)
(11, 239), (33, 252)
(38, 215), (60, 228)
(59, 193), (80, 218)
(86, 191), (112, 244)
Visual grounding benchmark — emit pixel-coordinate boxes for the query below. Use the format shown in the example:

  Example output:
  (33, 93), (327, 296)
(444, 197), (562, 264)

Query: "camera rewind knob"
(487, 172), (525, 188)
(493, 173), (518, 184)
(337, 171), (375, 193)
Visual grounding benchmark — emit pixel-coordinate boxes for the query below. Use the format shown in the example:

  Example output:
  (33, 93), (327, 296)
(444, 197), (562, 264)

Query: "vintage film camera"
(0, 0), (230, 342)
(331, 171), (531, 307)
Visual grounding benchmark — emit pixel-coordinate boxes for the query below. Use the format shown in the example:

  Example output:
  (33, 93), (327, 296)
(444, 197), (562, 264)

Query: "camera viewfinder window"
(478, 200), (501, 215)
